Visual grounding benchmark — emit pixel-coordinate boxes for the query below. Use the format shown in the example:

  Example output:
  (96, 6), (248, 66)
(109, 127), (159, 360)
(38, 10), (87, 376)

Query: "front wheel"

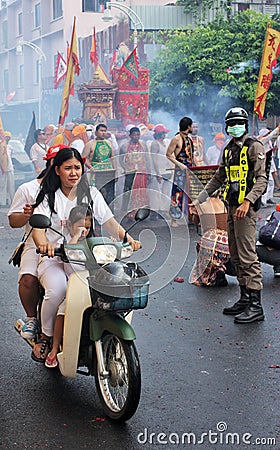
(95, 333), (141, 422)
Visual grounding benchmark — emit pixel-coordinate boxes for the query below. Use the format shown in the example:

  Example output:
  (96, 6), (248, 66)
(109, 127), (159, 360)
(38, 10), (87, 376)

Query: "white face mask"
(227, 124), (246, 138)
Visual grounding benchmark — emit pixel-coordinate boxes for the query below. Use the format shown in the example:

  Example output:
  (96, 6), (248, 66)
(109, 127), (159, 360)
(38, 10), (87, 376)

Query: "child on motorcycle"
(45, 204), (93, 368)
(31, 147), (141, 363)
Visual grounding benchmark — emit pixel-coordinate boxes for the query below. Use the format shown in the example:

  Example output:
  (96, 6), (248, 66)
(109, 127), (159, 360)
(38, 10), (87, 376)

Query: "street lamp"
(16, 41), (46, 128)
(102, 2), (144, 49)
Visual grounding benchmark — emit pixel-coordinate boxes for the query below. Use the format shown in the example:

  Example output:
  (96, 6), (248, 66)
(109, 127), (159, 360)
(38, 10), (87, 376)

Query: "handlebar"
(36, 239), (139, 266)
(36, 247), (65, 258)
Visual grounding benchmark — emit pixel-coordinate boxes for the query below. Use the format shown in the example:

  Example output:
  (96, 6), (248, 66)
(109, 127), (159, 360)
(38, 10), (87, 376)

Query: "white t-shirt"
(33, 186), (113, 244)
(8, 178), (41, 249)
(30, 142), (48, 171)
(71, 139), (85, 154)
(206, 144), (220, 165)
(276, 135), (280, 161)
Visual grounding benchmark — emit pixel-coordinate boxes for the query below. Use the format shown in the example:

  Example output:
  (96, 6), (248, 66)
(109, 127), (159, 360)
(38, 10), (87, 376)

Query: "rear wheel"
(95, 334), (141, 421)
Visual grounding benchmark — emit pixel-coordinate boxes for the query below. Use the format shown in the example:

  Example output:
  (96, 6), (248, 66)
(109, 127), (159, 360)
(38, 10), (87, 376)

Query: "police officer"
(190, 107), (267, 324)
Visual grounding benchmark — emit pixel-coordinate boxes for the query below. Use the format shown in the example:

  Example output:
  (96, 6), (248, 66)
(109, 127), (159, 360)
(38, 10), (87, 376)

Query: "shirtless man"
(166, 117), (194, 227)
(190, 122), (207, 166)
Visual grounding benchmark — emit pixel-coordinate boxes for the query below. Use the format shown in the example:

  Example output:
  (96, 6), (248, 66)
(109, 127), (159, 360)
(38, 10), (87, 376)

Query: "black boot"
(223, 286), (250, 315)
(234, 290), (264, 324)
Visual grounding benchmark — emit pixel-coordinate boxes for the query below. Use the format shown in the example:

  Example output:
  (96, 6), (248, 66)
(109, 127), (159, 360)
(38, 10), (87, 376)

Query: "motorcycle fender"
(57, 270), (91, 379)
(90, 312), (136, 342)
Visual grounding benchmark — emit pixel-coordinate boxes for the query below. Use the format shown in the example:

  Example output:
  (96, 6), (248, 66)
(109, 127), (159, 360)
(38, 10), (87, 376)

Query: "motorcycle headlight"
(120, 245), (133, 259)
(92, 245), (118, 264)
(64, 248), (86, 262)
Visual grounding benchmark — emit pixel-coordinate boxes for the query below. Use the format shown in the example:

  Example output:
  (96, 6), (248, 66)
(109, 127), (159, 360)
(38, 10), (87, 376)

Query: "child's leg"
(48, 315), (64, 359)
(45, 297), (66, 368)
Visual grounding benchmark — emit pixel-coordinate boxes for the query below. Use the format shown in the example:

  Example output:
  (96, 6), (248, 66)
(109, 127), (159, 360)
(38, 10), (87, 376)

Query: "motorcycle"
(14, 207), (150, 422)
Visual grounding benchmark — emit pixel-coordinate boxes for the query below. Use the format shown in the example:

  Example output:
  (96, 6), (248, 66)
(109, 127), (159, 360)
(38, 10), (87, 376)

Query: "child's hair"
(68, 204), (94, 237)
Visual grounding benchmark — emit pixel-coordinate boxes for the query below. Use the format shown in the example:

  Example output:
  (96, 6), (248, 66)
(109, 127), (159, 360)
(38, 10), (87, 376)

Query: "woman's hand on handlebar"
(127, 238), (141, 251)
(37, 242), (55, 257)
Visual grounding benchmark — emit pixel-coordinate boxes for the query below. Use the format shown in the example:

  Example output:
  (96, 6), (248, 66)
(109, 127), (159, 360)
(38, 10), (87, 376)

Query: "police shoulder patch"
(258, 152), (265, 160)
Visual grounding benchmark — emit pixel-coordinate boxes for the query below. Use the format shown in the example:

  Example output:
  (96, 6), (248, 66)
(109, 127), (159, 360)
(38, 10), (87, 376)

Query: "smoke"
(149, 109), (178, 137)
(149, 82), (250, 148)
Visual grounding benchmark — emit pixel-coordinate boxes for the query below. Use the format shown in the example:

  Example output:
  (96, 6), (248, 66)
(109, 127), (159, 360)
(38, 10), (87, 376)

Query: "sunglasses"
(39, 132), (46, 135)
(227, 120), (246, 126)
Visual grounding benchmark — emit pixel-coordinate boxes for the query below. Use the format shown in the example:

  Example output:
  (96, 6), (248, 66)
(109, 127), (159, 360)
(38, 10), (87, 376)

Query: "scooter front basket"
(88, 262), (149, 311)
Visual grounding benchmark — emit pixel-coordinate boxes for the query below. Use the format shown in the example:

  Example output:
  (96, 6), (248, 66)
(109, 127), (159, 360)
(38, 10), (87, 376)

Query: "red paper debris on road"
(174, 277), (184, 283)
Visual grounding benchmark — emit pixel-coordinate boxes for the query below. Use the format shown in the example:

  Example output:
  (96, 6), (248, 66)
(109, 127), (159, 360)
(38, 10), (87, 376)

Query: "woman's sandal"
(45, 353), (58, 369)
(31, 338), (50, 363)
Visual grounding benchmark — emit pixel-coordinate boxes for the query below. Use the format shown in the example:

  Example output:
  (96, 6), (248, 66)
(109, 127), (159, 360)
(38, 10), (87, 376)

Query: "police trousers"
(228, 205), (262, 291)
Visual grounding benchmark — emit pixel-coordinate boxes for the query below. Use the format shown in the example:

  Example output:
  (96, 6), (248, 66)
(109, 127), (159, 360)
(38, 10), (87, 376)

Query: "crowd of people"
(4, 110), (280, 368)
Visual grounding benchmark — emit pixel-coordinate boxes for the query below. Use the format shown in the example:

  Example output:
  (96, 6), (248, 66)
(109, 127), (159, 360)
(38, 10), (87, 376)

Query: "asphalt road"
(0, 203), (279, 450)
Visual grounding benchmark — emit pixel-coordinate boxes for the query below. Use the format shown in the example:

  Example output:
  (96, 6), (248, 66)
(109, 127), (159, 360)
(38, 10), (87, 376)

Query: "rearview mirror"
(123, 207), (150, 244)
(29, 214), (51, 229)
(135, 207), (150, 222)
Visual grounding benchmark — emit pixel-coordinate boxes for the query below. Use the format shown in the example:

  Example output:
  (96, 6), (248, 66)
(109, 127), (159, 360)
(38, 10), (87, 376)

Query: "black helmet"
(90, 261), (134, 303)
(225, 107), (248, 123)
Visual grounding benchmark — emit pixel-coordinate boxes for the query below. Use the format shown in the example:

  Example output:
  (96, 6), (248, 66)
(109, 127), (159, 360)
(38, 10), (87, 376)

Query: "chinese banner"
(120, 48), (139, 81)
(54, 52), (67, 89)
(90, 27), (98, 66)
(58, 17), (80, 125)
(254, 26), (280, 120)
(112, 66), (149, 126)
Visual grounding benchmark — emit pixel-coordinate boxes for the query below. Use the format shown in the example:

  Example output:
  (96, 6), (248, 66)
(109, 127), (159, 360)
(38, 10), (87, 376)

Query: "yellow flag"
(254, 26), (280, 120)
(0, 115), (8, 173)
(58, 16), (80, 125)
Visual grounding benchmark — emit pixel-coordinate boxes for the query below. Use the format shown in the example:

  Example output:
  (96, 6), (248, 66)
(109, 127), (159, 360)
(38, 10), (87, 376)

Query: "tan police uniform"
(195, 133), (267, 291)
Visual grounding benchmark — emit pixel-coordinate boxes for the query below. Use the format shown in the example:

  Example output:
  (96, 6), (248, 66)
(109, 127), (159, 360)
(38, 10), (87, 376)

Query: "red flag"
(58, 17), (80, 126)
(6, 90), (16, 101)
(120, 48), (139, 80)
(54, 52), (67, 89)
(90, 27), (98, 66)
(109, 49), (117, 75)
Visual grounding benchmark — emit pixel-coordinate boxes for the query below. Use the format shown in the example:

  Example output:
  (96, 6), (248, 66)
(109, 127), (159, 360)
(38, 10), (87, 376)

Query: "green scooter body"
(89, 311), (136, 342)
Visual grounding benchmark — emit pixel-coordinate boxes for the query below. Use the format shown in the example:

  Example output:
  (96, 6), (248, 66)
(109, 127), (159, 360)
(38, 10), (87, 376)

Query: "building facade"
(0, 0), (278, 135)
(0, 0), (171, 134)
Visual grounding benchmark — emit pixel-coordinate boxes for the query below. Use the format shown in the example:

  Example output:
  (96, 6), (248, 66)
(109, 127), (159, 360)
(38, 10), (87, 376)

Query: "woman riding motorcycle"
(31, 147), (140, 362)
